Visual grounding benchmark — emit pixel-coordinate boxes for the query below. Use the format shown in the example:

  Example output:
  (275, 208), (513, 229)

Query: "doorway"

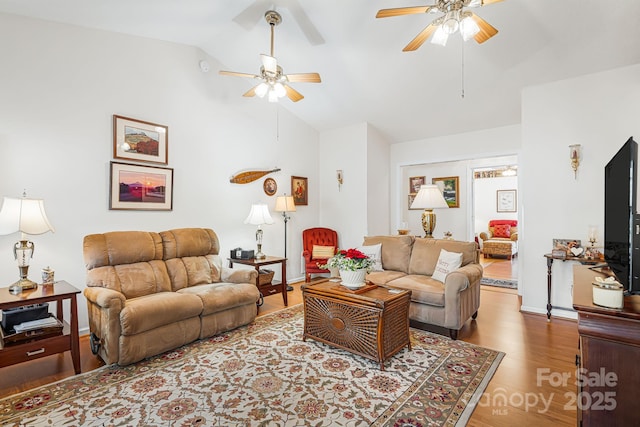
(471, 158), (519, 291)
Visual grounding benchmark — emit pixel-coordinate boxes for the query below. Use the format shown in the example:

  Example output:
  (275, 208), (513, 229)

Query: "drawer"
(0, 334), (70, 367)
(258, 281), (282, 296)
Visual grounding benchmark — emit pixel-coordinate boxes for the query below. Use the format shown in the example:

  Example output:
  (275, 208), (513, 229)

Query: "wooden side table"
(0, 281), (81, 374)
(543, 254), (600, 320)
(228, 256), (287, 306)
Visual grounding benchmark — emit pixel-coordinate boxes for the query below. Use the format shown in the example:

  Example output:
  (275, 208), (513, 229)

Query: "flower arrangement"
(326, 248), (374, 272)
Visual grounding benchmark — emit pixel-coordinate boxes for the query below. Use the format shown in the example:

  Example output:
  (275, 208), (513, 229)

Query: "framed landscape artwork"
(110, 162), (173, 210)
(432, 176), (459, 208)
(113, 115), (168, 165)
(292, 176), (308, 206)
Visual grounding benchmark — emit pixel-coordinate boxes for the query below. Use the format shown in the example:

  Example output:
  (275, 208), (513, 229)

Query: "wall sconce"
(336, 170), (343, 191)
(569, 144), (581, 178)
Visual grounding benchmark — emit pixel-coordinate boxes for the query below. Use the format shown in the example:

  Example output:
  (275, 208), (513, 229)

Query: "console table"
(228, 256), (287, 306)
(543, 254), (599, 320)
(573, 265), (640, 426)
(0, 281), (81, 374)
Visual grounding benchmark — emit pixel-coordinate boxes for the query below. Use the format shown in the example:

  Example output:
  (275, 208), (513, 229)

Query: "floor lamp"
(275, 194), (296, 291)
(410, 184), (449, 238)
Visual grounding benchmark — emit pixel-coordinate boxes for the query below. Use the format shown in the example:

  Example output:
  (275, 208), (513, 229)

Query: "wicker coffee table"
(301, 280), (411, 370)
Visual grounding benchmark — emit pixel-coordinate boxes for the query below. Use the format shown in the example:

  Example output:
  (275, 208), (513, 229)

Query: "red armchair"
(302, 227), (338, 282)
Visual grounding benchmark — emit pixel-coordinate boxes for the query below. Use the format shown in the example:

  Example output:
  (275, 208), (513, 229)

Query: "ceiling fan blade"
(286, 73), (321, 83)
(482, 0), (505, 5)
(287, 1), (325, 45)
(403, 23), (437, 51)
(219, 70), (259, 79)
(243, 86), (259, 98)
(261, 54), (278, 74)
(470, 13), (498, 44)
(376, 6), (434, 18)
(284, 84), (304, 102)
(232, 0), (271, 30)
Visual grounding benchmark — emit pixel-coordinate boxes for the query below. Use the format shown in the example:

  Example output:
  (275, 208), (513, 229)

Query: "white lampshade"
(244, 204), (275, 226)
(0, 196), (55, 236)
(274, 195), (296, 213)
(410, 185), (449, 210)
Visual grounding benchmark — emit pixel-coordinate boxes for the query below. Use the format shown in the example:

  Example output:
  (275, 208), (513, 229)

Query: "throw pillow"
(312, 245), (335, 259)
(432, 249), (463, 283)
(493, 224), (511, 238)
(356, 243), (383, 271)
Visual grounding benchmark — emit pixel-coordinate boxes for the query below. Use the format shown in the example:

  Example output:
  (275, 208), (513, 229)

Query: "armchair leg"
(449, 329), (458, 340)
(305, 273), (311, 283)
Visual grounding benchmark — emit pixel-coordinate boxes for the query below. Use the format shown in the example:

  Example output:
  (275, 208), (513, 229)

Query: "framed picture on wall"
(292, 176), (308, 206)
(408, 194), (421, 210)
(409, 176), (425, 194)
(113, 115), (168, 165)
(432, 176), (459, 208)
(110, 162), (173, 210)
(497, 189), (517, 212)
(263, 178), (277, 196)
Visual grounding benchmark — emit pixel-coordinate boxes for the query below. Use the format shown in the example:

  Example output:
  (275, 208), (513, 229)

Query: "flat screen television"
(604, 136), (640, 294)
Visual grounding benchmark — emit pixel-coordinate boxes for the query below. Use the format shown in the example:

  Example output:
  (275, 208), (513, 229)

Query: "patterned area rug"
(0, 305), (503, 426)
(480, 277), (518, 289)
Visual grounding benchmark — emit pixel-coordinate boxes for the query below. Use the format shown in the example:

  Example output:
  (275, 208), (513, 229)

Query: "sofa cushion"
(83, 231), (164, 269)
(432, 249), (463, 282)
(179, 282), (260, 316)
(387, 275), (446, 307)
(160, 228), (219, 259)
(362, 235), (415, 273)
(165, 255), (222, 291)
(357, 243), (383, 271)
(408, 238), (478, 276)
(366, 270), (407, 285)
(120, 292), (203, 336)
(113, 260), (172, 299)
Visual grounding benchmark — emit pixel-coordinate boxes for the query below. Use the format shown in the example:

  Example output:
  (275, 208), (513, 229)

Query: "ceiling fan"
(219, 10), (321, 103)
(376, 0), (503, 51)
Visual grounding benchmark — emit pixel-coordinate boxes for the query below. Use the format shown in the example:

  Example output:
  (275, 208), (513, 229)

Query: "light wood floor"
(1, 280), (579, 426)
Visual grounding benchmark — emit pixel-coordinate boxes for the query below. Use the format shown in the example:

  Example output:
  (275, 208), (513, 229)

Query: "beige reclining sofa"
(82, 227), (260, 365)
(362, 235), (482, 339)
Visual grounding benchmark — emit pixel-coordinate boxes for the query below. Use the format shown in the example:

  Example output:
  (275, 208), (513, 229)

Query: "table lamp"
(410, 184), (449, 238)
(0, 192), (55, 294)
(244, 203), (274, 259)
(275, 194), (296, 291)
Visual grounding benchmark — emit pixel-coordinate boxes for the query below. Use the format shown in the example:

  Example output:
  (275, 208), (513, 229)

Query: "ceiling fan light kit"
(377, 0), (501, 51)
(219, 10), (321, 103)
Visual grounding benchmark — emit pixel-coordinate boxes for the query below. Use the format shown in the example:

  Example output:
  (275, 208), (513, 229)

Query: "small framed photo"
(263, 178), (277, 196)
(497, 189), (517, 212)
(113, 115), (168, 165)
(110, 162), (173, 210)
(291, 176), (308, 206)
(409, 176), (425, 194)
(432, 176), (460, 208)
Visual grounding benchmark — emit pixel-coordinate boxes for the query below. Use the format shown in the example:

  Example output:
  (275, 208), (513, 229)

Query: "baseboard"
(520, 305), (578, 320)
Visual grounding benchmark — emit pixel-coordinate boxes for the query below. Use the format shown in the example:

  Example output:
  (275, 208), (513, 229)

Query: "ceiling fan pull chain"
(461, 40), (465, 99)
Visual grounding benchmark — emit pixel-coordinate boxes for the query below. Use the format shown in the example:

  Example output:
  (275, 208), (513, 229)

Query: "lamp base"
(421, 209), (436, 238)
(255, 243), (266, 259)
(9, 278), (38, 294)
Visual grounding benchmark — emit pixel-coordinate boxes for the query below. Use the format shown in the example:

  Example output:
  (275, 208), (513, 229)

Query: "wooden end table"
(302, 279), (411, 370)
(228, 256), (287, 306)
(0, 281), (81, 374)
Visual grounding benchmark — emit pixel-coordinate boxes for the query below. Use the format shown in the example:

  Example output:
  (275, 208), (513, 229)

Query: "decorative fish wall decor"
(229, 168), (281, 184)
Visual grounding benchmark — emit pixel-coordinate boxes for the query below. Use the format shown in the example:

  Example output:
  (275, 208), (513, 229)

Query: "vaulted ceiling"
(2, 0), (639, 142)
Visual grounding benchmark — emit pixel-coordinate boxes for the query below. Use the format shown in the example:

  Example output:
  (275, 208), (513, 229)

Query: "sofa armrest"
(479, 232), (491, 241)
(221, 267), (259, 284)
(444, 264), (483, 295)
(510, 232), (518, 241)
(302, 250), (312, 263)
(84, 286), (126, 309)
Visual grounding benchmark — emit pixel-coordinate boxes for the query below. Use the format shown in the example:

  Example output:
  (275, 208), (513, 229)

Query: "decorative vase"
(339, 268), (367, 289)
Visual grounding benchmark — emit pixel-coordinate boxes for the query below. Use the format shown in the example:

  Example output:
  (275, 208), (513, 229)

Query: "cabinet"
(228, 256), (287, 307)
(0, 281), (81, 374)
(572, 265), (640, 426)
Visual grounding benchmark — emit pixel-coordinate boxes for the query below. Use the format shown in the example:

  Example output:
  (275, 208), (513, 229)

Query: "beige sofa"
(82, 228), (260, 365)
(362, 235), (482, 339)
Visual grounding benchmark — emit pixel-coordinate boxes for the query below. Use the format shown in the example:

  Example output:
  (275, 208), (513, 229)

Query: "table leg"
(546, 257), (553, 321)
(70, 295), (81, 374)
(282, 260), (288, 306)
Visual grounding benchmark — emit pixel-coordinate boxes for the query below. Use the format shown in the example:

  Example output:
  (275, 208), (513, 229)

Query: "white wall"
(0, 14), (320, 332)
(474, 175), (518, 239)
(366, 124), (390, 237)
(520, 63), (640, 319)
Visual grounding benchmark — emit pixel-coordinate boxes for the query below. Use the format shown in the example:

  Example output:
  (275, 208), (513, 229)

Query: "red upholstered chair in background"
(302, 227), (338, 282)
(479, 220), (518, 259)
